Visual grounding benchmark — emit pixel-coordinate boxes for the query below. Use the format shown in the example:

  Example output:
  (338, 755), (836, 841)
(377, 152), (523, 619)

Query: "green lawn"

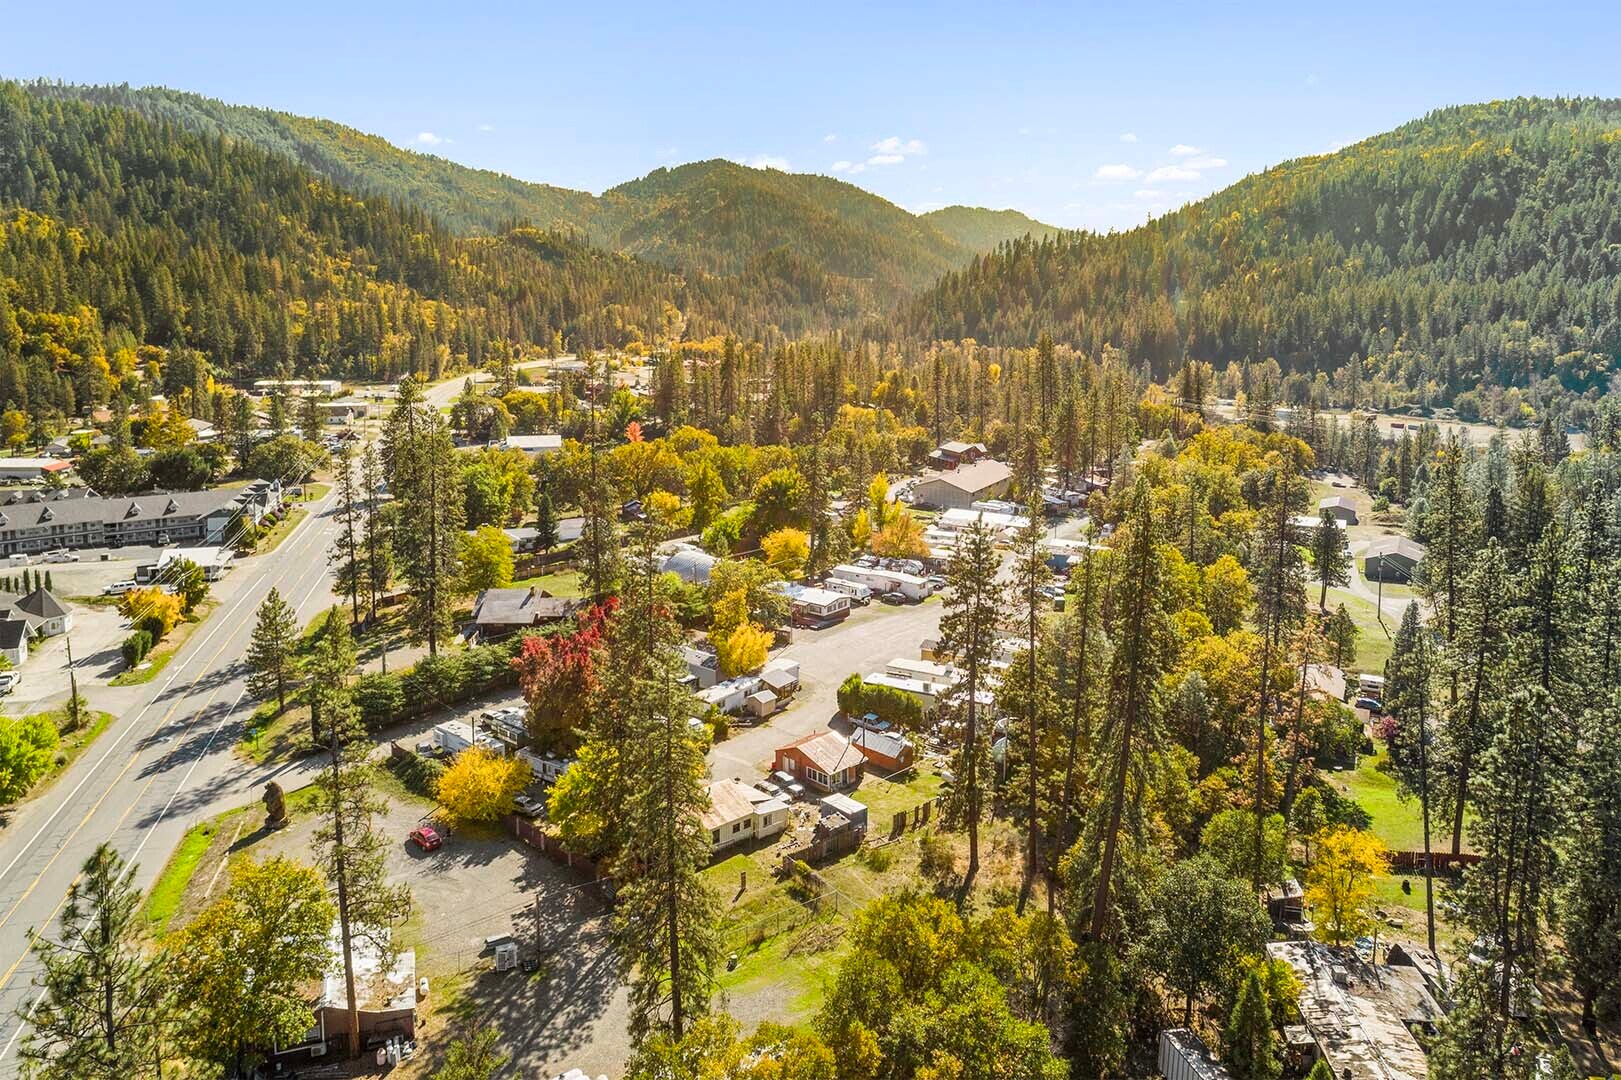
(852, 767), (943, 827)
(1323, 587), (1395, 674)
(1323, 746), (1424, 851)
(251, 506), (309, 554)
(509, 568), (586, 598)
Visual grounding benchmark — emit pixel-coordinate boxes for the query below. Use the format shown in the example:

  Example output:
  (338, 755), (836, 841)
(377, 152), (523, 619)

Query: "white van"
(823, 578), (872, 605)
(7, 553), (30, 567)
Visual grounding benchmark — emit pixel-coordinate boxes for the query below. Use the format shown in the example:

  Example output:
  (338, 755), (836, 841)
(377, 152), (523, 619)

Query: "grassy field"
(1322, 746), (1426, 850)
(1323, 586), (1396, 674)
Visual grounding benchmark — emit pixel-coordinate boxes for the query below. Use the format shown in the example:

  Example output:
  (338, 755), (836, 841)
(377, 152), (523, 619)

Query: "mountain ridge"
(22, 82), (1056, 306)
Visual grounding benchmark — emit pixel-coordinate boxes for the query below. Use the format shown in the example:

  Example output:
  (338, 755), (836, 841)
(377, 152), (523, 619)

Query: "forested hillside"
(0, 85), (728, 420)
(920, 204), (1058, 251)
(909, 97), (1621, 408)
(24, 83), (1049, 309)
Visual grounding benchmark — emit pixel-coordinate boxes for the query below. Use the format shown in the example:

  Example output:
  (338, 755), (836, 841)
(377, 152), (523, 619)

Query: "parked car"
(409, 825), (443, 851)
(513, 795), (544, 819)
(0, 672), (19, 695)
(1354, 697), (1383, 712)
(878, 591), (906, 605)
(752, 779), (782, 797)
(41, 549), (80, 563)
(103, 580), (138, 596)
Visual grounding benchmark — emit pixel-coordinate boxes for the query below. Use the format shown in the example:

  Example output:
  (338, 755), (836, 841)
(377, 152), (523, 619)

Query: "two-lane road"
(0, 483), (347, 1071)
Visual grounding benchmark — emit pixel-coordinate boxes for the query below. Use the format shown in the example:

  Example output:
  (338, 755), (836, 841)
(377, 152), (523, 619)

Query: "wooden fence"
(1389, 850), (1482, 873)
(504, 813), (602, 880)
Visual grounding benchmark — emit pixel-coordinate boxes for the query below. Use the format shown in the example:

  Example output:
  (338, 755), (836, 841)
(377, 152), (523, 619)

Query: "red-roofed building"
(773, 730), (864, 792)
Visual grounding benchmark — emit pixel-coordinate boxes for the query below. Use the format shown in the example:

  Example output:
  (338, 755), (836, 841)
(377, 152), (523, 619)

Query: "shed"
(745, 689), (779, 718)
(819, 792), (869, 831)
(1317, 494), (1360, 525)
(1157, 1029), (1234, 1080)
(760, 666), (798, 698)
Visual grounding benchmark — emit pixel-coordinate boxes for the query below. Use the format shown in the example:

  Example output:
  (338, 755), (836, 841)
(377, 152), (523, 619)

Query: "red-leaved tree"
(511, 599), (618, 754)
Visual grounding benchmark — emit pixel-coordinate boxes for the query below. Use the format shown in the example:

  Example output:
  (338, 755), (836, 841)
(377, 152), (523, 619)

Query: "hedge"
(351, 630), (553, 733)
(836, 673), (923, 730)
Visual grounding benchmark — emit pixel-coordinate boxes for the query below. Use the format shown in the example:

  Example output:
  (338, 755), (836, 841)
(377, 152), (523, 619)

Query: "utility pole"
(64, 630), (80, 731)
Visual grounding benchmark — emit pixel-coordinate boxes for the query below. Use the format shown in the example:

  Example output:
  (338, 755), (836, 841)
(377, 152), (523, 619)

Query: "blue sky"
(6, 1), (1620, 231)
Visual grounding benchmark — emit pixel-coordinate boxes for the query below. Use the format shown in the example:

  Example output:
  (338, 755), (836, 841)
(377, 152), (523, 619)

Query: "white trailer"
(828, 564), (936, 601)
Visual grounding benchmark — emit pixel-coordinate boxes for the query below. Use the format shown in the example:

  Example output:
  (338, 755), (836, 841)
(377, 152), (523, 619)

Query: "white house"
(702, 778), (789, 853)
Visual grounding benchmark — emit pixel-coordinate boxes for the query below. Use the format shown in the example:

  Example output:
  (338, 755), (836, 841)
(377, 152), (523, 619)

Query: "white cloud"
(1018, 126), (1032, 136)
(413, 131), (451, 146)
(872, 135), (926, 155)
(1093, 163), (1143, 182)
(1145, 165), (1200, 183)
(475, 123), (495, 133)
(1306, 73), (1321, 87)
(1168, 143), (1200, 157)
(1184, 155), (1227, 170)
(830, 159), (862, 174)
(866, 153), (905, 166)
(823, 133), (838, 143)
(1119, 132), (1138, 143)
(748, 154), (791, 171)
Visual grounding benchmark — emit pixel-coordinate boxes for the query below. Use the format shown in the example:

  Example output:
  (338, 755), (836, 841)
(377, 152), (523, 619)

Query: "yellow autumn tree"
(717, 621), (772, 678)
(761, 527), (810, 576)
(710, 587), (751, 638)
(436, 747), (531, 825)
(1305, 825), (1390, 946)
(117, 587), (185, 639)
(870, 509), (930, 559)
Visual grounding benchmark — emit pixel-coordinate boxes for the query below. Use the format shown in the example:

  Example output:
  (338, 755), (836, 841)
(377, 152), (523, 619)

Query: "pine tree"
(1439, 539), (1509, 854)
(330, 445), (362, 622)
(246, 587), (298, 715)
(1008, 492), (1054, 913)
(1563, 694), (1621, 1033)
(311, 673), (411, 1058)
(1054, 526), (1107, 899)
(1459, 683), (1574, 1071)
(534, 490), (559, 561)
(358, 443), (393, 624)
(1249, 465), (1308, 886)
(307, 608), (357, 746)
(1309, 509), (1348, 612)
(1384, 602), (1437, 955)
(394, 410), (465, 656)
(1087, 479), (1172, 939)
(606, 520), (718, 1043)
(1223, 967), (1281, 1080)
(21, 845), (168, 1079)
(938, 519), (1003, 890)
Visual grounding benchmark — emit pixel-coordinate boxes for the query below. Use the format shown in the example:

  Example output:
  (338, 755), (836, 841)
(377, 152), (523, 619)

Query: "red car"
(409, 825), (442, 851)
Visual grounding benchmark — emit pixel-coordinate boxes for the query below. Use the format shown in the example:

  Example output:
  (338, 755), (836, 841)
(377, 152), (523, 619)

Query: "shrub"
(353, 673), (406, 732)
(121, 630), (151, 667)
(918, 830), (957, 883)
(837, 674), (924, 731)
(389, 752), (446, 799)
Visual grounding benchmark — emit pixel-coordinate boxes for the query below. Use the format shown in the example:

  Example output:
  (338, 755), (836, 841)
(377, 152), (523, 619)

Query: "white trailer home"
(828, 564), (937, 601)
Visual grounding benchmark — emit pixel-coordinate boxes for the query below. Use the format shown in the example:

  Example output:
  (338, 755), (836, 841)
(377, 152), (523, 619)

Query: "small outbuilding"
(1318, 495), (1359, 525)
(819, 792), (869, 832)
(851, 727), (914, 773)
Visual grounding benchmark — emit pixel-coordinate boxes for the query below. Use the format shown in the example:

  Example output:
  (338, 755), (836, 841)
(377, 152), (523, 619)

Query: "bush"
(353, 673), (407, 732)
(121, 630), (151, 667)
(389, 752), (445, 799)
(1316, 779), (1373, 831)
(918, 830), (957, 883)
